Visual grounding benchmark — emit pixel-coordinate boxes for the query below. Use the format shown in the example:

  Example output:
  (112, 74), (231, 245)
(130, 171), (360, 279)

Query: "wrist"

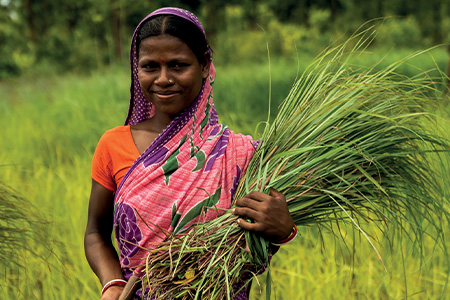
(271, 224), (298, 246)
(101, 285), (124, 300)
(101, 279), (127, 295)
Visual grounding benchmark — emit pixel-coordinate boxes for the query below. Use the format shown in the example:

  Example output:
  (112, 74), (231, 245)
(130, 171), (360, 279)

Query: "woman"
(84, 7), (295, 300)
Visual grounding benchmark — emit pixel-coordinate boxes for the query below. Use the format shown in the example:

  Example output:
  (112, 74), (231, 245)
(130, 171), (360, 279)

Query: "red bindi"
(161, 59), (164, 63)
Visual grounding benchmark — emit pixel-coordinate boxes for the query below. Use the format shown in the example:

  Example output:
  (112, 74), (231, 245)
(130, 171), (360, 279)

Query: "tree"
(202, 0), (226, 48)
(0, 1), (26, 78)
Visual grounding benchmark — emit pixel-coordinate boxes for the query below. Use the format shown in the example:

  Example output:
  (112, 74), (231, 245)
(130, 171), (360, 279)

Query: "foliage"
(0, 48), (449, 299)
(1, 0), (450, 78)
(375, 17), (425, 48)
(0, 6), (26, 79)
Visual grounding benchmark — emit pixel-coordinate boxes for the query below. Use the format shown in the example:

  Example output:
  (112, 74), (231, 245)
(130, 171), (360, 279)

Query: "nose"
(155, 66), (173, 86)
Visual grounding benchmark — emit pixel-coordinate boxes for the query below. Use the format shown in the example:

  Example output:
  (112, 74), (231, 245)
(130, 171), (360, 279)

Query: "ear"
(200, 51), (211, 79)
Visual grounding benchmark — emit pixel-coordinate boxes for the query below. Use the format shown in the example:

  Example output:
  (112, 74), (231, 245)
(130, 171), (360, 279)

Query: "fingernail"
(232, 208), (235, 214)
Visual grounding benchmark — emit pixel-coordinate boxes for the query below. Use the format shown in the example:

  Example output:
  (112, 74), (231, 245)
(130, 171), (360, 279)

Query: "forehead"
(138, 34), (196, 59)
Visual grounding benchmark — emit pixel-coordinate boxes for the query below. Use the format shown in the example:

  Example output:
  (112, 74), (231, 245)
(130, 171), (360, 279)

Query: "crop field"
(1, 48), (450, 299)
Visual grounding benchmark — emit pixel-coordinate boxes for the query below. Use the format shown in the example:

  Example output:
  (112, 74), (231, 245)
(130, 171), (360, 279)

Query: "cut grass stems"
(135, 24), (450, 299)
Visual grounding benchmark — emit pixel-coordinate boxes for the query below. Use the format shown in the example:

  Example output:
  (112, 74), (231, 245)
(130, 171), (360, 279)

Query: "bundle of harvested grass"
(137, 27), (450, 299)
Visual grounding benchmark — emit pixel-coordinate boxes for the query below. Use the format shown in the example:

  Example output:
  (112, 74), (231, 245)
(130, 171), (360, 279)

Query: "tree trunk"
(111, 0), (123, 60)
(431, 0), (442, 44)
(24, 0), (36, 46)
(377, 0), (383, 18)
(204, 0), (224, 48)
(244, 0), (259, 30)
(329, 0), (338, 21)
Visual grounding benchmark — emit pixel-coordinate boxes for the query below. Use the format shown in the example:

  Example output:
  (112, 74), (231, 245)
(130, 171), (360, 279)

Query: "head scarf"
(125, 7), (212, 127)
(114, 8), (255, 299)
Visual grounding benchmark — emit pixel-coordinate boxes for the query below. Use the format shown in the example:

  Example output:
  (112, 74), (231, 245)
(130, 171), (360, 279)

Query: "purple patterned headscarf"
(125, 7), (211, 126)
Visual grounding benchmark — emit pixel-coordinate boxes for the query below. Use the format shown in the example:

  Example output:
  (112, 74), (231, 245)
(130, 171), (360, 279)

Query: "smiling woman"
(84, 7), (294, 300)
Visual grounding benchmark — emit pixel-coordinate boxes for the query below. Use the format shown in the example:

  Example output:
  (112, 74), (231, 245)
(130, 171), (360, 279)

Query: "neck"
(146, 113), (174, 134)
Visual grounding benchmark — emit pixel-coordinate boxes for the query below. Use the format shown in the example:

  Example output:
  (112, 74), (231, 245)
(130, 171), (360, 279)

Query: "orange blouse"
(91, 126), (140, 192)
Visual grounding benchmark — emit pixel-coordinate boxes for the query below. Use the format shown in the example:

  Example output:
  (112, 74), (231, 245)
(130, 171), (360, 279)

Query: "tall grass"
(0, 46), (449, 299)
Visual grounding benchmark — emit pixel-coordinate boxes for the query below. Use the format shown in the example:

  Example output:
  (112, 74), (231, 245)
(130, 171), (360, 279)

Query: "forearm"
(85, 232), (124, 285)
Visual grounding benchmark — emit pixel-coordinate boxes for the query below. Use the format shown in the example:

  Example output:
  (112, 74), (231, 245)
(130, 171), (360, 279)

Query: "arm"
(232, 188), (295, 252)
(84, 179), (125, 300)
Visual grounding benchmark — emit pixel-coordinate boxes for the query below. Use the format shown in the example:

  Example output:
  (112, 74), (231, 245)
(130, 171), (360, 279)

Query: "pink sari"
(113, 7), (256, 299)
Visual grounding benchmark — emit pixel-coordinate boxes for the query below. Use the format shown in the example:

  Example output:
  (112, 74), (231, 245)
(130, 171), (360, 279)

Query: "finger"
(236, 217), (263, 232)
(269, 188), (284, 200)
(232, 206), (261, 221)
(234, 196), (264, 210)
(235, 191), (274, 207)
(245, 190), (271, 202)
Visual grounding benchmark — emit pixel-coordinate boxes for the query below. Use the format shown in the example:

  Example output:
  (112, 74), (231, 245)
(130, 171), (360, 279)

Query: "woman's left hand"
(232, 188), (294, 242)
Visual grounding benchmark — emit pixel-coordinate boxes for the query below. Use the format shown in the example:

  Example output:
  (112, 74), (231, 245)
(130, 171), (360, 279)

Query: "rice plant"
(132, 24), (450, 299)
(0, 180), (56, 298)
(1, 183), (45, 267)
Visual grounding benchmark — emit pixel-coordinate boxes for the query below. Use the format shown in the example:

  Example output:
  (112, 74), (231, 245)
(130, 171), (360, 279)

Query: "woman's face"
(138, 34), (210, 120)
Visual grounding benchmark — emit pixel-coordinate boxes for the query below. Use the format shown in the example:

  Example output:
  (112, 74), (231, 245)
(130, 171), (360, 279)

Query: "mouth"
(153, 91), (180, 99)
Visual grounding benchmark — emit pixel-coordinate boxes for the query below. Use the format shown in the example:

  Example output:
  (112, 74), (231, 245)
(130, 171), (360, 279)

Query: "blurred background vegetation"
(1, 0), (450, 78)
(1, 0), (450, 299)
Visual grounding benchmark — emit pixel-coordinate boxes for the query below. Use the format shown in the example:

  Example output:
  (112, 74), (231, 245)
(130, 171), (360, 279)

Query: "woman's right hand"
(100, 285), (124, 300)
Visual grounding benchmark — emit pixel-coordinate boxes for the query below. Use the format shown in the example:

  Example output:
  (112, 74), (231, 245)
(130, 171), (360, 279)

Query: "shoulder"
(228, 130), (257, 149)
(94, 125), (131, 158)
(92, 127), (131, 192)
(96, 125), (130, 146)
(101, 125), (131, 139)
(226, 130), (257, 164)
(221, 130), (257, 174)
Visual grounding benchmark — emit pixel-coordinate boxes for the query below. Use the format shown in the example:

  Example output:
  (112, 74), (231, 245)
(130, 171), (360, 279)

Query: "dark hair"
(136, 15), (210, 63)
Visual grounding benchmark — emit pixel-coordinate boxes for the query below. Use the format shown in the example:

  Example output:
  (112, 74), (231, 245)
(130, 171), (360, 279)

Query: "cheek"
(137, 72), (145, 88)
(138, 72), (152, 90)
(191, 72), (205, 92)
(189, 78), (203, 100)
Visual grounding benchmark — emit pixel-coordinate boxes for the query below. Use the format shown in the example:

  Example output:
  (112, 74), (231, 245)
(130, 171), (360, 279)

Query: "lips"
(152, 90), (180, 99)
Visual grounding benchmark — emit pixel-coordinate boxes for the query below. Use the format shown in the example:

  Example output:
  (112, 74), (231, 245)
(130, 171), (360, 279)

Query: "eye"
(140, 62), (159, 71)
(170, 62), (189, 69)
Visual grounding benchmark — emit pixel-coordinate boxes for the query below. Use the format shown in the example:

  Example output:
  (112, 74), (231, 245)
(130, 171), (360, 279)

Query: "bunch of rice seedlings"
(137, 27), (450, 299)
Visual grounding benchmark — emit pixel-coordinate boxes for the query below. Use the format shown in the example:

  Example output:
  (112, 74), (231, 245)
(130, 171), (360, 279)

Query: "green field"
(1, 48), (450, 299)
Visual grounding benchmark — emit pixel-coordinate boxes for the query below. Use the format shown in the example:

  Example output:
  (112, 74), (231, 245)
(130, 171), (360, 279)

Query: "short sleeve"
(91, 133), (116, 192)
